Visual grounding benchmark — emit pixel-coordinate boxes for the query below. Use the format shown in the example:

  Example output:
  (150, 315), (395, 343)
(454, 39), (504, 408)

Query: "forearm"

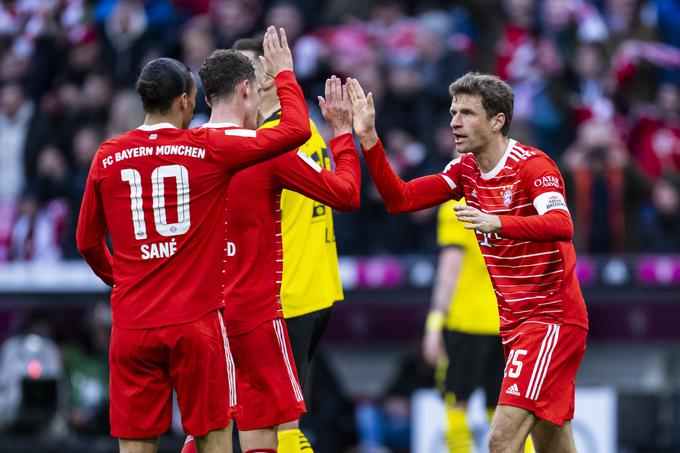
(499, 209), (574, 241)
(78, 240), (114, 286)
(362, 139), (451, 213)
(275, 70), (312, 148)
(323, 133), (361, 211)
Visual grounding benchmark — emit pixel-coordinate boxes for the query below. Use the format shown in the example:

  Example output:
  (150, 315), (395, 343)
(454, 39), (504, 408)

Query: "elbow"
(385, 203), (409, 215)
(331, 189), (361, 212)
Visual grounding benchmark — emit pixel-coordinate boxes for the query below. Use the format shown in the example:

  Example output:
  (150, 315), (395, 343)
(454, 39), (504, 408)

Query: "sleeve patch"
(441, 174), (457, 190)
(533, 175), (561, 188)
(533, 191), (569, 215)
(224, 128), (257, 138)
(296, 149), (322, 173)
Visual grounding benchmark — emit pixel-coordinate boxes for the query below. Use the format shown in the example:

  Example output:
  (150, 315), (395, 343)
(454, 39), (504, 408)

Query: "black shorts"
(284, 306), (334, 391)
(443, 330), (504, 408)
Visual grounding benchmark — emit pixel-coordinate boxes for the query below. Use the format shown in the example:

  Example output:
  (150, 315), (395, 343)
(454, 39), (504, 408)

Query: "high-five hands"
(260, 26), (293, 77)
(346, 78), (378, 148)
(318, 76), (352, 136)
(453, 205), (501, 233)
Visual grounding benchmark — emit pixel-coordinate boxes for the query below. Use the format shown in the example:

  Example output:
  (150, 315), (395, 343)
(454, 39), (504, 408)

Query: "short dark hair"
(199, 49), (256, 104)
(233, 37), (264, 57)
(449, 72), (514, 136)
(135, 58), (193, 114)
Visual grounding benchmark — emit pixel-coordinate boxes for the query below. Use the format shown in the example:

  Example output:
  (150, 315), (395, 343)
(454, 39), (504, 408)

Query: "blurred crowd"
(1, 0), (679, 261)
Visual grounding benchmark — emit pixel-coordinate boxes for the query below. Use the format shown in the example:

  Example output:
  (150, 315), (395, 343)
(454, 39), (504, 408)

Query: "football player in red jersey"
(347, 74), (587, 453)
(180, 55), (360, 453)
(76, 27), (310, 453)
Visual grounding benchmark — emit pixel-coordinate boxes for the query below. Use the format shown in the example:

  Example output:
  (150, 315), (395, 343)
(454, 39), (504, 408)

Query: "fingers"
(349, 78), (367, 100)
(367, 92), (374, 110)
(332, 76), (341, 102)
(279, 27), (289, 51)
(317, 96), (327, 116)
(342, 83), (348, 103)
(325, 77), (331, 102)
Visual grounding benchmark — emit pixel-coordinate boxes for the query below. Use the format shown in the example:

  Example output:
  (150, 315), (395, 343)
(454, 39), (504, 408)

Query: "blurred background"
(0, 0), (679, 451)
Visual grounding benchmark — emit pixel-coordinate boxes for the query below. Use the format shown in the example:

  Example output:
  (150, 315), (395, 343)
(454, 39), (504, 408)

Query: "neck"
(208, 101), (243, 127)
(258, 89), (280, 125)
(143, 113), (183, 129)
(473, 135), (510, 173)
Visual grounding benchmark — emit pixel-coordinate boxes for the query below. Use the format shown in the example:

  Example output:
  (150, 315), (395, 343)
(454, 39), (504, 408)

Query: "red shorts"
(109, 310), (236, 438)
(229, 317), (306, 430)
(498, 323), (587, 426)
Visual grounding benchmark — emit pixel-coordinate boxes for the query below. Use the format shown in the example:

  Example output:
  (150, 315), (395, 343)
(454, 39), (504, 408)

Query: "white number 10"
(121, 164), (191, 240)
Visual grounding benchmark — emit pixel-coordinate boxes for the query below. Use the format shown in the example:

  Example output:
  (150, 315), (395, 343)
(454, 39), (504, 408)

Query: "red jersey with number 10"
(76, 71), (311, 330)
(363, 138), (588, 340)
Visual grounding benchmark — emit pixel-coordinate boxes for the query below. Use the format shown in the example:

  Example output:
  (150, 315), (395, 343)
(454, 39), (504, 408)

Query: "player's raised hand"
(346, 78), (378, 148)
(453, 205), (501, 233)
(260, 26), (293, 77)
(318, 76), (352, 136)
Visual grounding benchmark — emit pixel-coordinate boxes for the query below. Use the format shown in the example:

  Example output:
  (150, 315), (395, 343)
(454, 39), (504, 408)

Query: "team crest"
(503, 188), (513, 207)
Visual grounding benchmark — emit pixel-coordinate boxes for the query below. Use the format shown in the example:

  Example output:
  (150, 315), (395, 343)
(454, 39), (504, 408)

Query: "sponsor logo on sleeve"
(534, 175), (560, 188)
(297, 149), (323, 173)
(546, 194), (567, 210)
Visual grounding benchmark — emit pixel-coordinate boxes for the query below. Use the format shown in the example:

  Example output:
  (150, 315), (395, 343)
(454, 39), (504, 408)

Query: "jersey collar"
(201, 122), (240, 128)
(480, 138), (516, 180)
(137, 123), (178, 131)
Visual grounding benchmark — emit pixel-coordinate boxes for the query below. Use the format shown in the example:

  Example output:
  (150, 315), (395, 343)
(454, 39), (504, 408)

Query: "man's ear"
(493, 113), (506, 132)
(204, 96), (211, 108)
(178, 92), (188, 110)
(240, 79), (250, 99)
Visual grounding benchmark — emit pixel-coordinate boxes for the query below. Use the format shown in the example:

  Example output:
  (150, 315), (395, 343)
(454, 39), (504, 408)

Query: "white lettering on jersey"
(141, 239), (178, 260)
(296, 149), (322, 173)
(533, 191), (569, 215)
(227, 242), (236, 256)
(533, 175), (560, 188)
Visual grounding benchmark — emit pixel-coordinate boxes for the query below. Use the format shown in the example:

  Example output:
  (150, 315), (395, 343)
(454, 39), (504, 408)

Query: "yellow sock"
(298, 430), (314, 452)
(445, 398), (473, 453)
(278, 429), (301, 453)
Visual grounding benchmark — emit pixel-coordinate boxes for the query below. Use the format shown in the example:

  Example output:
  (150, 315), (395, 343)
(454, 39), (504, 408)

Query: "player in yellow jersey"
(234, 38), (344, 453)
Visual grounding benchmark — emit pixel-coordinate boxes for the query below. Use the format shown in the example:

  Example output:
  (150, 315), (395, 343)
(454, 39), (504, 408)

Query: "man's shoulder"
(512, 142), (558, 174)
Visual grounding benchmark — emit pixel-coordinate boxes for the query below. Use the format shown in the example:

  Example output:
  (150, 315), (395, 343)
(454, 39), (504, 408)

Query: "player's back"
(91, 124), (238, 329)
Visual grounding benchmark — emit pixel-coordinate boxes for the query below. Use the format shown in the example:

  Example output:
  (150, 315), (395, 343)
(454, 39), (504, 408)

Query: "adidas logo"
(505, 383), (521, 396)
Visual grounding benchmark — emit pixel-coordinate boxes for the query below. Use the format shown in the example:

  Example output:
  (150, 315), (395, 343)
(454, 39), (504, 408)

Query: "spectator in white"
(0, 83), (33, 203)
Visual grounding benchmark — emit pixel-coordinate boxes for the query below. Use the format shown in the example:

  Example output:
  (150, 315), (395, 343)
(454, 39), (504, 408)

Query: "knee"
(488, 427), (508, 453)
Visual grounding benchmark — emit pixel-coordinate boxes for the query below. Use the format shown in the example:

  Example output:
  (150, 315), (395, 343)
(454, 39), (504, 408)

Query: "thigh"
(284, 310), (319, 391)
(481, 335), (505, 409)
(531, 419), (577, 453)
(498, 324), (587, 426)
(230, 318), (306, 430)
(169, 310), (234, 437)
(443, 330), (477, 402)
(109, 327), (172, 439)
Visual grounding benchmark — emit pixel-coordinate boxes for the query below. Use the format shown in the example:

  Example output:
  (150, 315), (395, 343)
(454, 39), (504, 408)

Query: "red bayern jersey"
(363, 138), (588, 339)
(201, 123), (360, 335)
(76, 71), (311, 329)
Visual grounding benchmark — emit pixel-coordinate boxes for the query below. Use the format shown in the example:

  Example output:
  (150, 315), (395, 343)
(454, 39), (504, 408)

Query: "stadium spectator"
(639, 176), (680, 252)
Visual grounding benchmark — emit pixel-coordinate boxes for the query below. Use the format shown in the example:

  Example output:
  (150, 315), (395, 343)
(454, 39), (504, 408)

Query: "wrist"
(332, 127), (353, 137)
(425, 310), (446, 332)
(358, 129), (379, 149)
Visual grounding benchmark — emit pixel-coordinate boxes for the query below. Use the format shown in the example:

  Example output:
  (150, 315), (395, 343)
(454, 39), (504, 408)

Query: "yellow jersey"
(437, 199), (499, 335)
(260, 112), (344, 318)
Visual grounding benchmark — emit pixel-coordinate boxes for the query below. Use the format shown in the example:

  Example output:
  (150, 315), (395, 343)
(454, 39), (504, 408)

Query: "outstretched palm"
(346, 78), (376, 140)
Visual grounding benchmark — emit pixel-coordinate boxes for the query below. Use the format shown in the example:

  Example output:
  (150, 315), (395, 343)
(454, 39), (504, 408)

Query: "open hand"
(454, 205), (501, 233)
(318, 76), (352, 136)
(260, 26), (293, 77)
(346, 78), (378, 148)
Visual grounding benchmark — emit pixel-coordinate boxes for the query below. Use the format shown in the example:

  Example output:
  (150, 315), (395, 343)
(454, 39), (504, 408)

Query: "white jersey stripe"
(495, 280), (563, 287)
(483, 250), (559, 260)
(441, 174), (457, 190)
(487, 259), (563, 269)
(217, 311), (238, 407)
(489, 269), (563, 279)
(484, 203), (533, 213)
(504, 295), (548, 302)
(524, 325), (555, 400)
(273, 319), (304, 402)
(531, 325), (560, 400)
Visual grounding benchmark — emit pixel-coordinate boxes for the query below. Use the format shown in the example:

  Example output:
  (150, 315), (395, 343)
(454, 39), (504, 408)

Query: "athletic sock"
(445, 404), (473, 453)
(181, 436), (196, 453)
(278, 429), (302, 453)
(299, 430), (314, 452)
(524, 434), (536, 453)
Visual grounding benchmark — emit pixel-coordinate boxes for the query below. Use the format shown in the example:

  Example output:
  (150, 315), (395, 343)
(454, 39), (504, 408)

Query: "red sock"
(181, 436), (196, 453)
